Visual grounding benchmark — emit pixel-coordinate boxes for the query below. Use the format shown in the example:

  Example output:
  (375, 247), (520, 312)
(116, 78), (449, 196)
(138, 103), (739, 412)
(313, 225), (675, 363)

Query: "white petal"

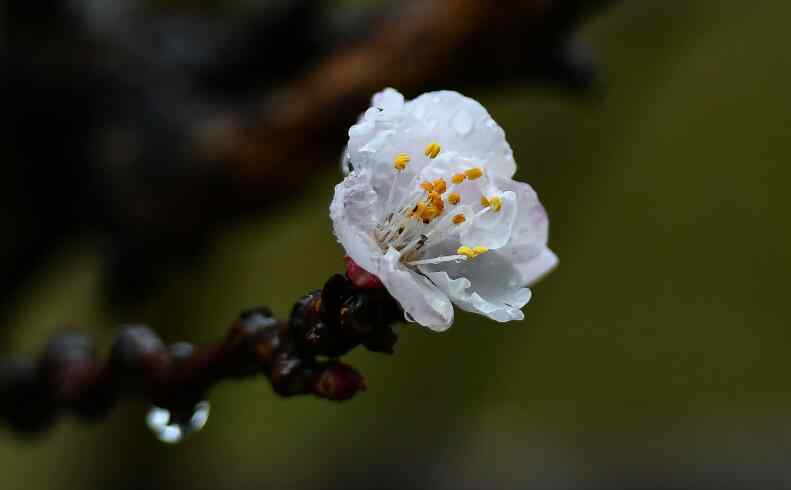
(513, 247), (558, 286)
(494, 176), (549, 248)
(378, 248), (454, 331)
(372, 87), (405, 113)
(460, 190), (518, 250)
(329, 170), (382, 273)
(420, 249), (532, 323)
(405, 91), (516, 178)
(490, 176), (557, 285)
(347, 89), (516, 180)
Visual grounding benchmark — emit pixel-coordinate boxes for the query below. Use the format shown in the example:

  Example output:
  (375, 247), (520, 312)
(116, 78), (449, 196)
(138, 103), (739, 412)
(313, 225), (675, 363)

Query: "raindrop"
(146, 401), (210, 444)
(452, 110), (473, 136)
(340, 145), (354, 175)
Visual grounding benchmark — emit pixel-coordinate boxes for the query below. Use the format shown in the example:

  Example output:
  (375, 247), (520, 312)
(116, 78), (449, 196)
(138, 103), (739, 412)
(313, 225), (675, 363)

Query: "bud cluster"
(0, 274), (402, 435)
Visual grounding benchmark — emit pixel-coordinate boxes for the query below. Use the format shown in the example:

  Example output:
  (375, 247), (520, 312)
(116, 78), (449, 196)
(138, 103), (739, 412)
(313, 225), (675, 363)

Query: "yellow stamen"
(480, 196), (490, 207)
(465, 167), (484, 180)
(448, 192), (461, 205)
(393, 153), (410, 171)
(427, 191), (445, 216)
(451, 173), (466, 184)
(420, 181), (434, 193)
(425, 142), (441, 159)
(457, 245), (488, 259)
(457, 246), (476, 259)
(420, 206), (439, 221)
(452, 214), (466, 225)
(412, 201), (428, 217)
(433, 179), (447, 194)
(489, 196), (502, 212)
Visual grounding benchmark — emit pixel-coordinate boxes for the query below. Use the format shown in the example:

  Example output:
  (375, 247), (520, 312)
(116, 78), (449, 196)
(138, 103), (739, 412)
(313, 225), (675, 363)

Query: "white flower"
(330, 88), (557, 331)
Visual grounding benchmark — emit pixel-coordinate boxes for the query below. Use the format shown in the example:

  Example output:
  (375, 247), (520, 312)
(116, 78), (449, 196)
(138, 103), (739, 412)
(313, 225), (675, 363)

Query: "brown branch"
(0, 274), (402, 435)
(195, 0), (608, 206)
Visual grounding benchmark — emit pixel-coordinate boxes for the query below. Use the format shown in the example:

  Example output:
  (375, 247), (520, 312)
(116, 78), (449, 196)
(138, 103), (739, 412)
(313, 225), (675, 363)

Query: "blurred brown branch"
(2, 0), (611, 310)
(200, 0), (609, 206)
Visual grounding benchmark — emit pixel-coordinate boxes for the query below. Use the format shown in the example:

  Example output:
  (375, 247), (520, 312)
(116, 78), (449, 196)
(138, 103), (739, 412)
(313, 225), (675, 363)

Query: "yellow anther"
(480, 196), (490, 207)
(427, 191), (445, 216)
(420, 181), (434, 193)
(457, 245), (488, 259)
(412, 201), (428, 217)
(425, 142), (441, 159)
(465, 167), (484, 180)
(433, 179), (447, 194)
(451, 173), (466, 184)
(489, 196), (502, 212)
(393, 153), (411, 171)
(457, 246), (476, 259)
(452, 214), (466, 225)
(420, 206), (439, 221)
(448, 192), (461, 205)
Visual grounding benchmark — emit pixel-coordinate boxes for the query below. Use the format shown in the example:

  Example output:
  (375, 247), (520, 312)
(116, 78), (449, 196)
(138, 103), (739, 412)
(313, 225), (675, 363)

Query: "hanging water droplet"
(145, 401), (210, 444)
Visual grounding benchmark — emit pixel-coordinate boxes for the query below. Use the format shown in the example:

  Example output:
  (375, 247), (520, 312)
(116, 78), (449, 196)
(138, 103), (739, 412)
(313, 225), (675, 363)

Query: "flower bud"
(344, 256), (383, 289)
(269, 352), (313, 397)
(312, 362), (366, 401)
(40, 329), (98, 406)
(110, 325), (168, 393)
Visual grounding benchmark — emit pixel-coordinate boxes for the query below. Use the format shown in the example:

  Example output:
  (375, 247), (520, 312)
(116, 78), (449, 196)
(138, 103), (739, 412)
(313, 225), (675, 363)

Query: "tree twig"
(197, 0), (610, 203)
(0, 274), (401, 435)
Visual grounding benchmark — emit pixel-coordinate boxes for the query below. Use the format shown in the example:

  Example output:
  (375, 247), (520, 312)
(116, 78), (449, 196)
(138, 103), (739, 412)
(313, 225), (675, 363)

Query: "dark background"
(1, 1), (789, 488)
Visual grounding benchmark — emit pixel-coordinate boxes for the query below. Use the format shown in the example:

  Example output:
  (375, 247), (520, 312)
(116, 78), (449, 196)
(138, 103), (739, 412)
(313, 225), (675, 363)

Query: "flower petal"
(347, 89), (516, 180)
(405, 91), (517, 178)
(379, 248), (454, 331)
(511, 247), (558, 286)
(490, 176), (558, 285)
(460, 190), (518, 250)
(372, 87), (405, 113)
(330, 170), (383, 273)
(420, 249), (532, 323)
(494, 176), (549, 247)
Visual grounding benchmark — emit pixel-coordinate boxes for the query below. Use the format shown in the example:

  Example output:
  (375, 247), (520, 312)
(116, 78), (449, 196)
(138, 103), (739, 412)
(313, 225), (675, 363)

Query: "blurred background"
(2, 0), (790, 488)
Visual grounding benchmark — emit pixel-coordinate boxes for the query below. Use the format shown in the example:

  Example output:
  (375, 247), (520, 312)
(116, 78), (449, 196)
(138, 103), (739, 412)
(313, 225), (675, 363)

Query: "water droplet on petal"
(146, 401), (210, 444)
(452, 110), (473, 136)
(340, 146), (354, 175)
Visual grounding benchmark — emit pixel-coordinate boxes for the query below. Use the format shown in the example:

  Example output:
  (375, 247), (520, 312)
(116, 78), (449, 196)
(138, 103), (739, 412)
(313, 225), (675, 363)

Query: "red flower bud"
(344, 256), (384, 289)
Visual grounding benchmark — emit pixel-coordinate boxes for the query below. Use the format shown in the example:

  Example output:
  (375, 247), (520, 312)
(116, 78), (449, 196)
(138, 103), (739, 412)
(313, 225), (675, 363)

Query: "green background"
(2, 1), (789, 487)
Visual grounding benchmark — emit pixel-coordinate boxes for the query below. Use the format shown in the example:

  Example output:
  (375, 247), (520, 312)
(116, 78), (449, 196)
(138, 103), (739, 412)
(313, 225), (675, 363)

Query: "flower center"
(372, 143), (500, 268)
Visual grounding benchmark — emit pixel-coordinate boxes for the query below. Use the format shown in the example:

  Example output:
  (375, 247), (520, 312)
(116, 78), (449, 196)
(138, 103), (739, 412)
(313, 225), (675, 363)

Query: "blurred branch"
(0, 274), (401, 435)
(2, 0), (613, 309)
(199, 0), (610, 205)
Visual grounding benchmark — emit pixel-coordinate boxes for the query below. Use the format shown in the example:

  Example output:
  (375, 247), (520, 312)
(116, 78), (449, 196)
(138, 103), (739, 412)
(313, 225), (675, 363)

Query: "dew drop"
(146, 401), (210, 444)
(340, 146), (354, 175)
(452, 110), (473, 136)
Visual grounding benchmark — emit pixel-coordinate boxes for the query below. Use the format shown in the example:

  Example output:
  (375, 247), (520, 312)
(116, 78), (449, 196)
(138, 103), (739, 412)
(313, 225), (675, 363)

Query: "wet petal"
(330, 170), (383, 273)
(460, 190), (517, 249)
(379, 248), (454, 331)
(421, 249), (532, 323)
